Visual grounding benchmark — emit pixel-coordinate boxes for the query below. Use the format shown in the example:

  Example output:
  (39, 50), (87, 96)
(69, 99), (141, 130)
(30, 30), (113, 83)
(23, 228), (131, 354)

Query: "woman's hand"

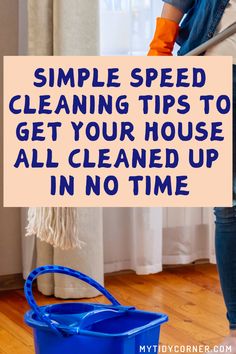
(147, 4), (183, 56)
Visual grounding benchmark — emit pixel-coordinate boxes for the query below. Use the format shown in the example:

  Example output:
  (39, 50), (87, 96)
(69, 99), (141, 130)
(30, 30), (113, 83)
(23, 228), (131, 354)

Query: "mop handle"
(185, 21), (236, 56)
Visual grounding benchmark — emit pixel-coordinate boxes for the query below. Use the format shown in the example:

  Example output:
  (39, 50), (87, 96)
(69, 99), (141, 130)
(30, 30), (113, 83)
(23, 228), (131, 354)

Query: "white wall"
(0, 0), (22, 275)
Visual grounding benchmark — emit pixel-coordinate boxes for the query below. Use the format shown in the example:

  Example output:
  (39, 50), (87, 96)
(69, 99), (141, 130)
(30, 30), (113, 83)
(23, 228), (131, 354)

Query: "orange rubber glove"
(148, 17), (179, 56)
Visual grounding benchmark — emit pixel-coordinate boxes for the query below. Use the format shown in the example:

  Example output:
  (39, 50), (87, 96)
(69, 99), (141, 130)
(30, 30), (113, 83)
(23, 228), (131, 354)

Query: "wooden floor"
(0, 264), (228, 354)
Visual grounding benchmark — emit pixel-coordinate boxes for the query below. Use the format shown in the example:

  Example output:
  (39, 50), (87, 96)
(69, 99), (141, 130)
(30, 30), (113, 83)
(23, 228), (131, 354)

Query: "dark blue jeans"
(214, 65), (236, 330)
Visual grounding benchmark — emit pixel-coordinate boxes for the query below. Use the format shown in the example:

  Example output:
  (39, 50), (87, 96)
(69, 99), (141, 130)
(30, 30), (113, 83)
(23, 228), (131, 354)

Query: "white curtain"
(21, 0), (216, 299)
(104, 208), (163, 274)
(163, 208), (215, 264)
(100, 0), (158, 56)
(104, 207), (215, 275)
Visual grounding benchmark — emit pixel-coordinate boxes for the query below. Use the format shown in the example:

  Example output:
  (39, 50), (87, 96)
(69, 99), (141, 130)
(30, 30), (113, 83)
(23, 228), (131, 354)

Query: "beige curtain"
(26, 0), (103, 298)
(0, 0), (22, 277)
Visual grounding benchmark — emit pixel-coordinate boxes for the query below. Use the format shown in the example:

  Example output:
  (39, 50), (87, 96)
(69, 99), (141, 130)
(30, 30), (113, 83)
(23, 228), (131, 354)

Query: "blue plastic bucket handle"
(24, 265), (121, 337)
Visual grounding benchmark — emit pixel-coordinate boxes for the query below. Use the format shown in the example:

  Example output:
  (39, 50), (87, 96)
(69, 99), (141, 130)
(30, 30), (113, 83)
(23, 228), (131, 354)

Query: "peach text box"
(3, 56), (233, 207)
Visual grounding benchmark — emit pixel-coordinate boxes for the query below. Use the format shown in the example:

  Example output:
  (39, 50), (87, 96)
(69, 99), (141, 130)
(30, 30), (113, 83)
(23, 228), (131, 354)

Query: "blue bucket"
(24, 265), (168, 354)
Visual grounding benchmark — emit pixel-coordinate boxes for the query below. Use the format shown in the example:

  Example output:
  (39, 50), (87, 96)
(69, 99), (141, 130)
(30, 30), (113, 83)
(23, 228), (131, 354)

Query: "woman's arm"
(161, 3), (184, 24)
(162, 0), (195, 16)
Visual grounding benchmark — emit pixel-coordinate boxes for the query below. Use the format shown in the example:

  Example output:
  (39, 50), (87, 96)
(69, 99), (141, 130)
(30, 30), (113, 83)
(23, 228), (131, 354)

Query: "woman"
(148, 0), (236, 352)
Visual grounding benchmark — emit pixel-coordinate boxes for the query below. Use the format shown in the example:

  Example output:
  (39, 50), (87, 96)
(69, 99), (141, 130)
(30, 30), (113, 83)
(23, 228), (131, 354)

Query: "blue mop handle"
(24, 265), (121, 335)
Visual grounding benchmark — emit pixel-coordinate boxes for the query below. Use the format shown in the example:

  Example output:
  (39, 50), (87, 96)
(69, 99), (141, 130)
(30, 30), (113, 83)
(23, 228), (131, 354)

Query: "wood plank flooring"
(0, 264), (228, 353)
